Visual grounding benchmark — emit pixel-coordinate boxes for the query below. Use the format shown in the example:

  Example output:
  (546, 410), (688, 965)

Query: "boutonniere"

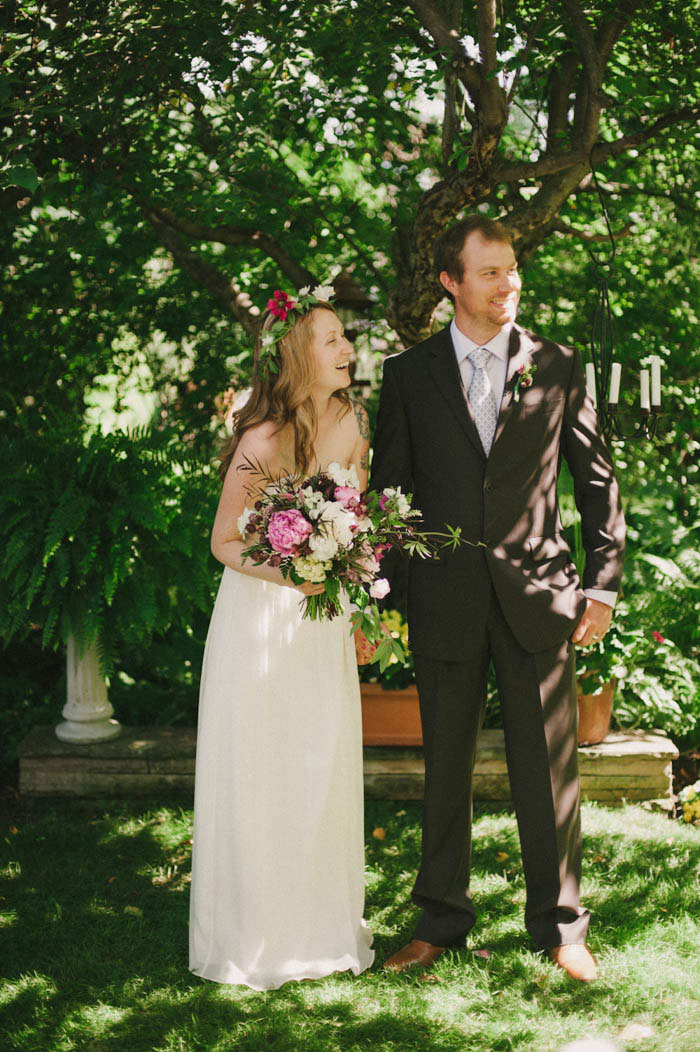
(513, 360), (537, 402)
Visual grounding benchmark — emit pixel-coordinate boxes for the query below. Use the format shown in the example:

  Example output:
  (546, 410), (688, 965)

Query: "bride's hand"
(293, 580), (326, 596)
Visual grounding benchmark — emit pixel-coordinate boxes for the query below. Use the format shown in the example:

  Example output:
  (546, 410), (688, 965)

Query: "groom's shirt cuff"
(584, 588), (617, 609)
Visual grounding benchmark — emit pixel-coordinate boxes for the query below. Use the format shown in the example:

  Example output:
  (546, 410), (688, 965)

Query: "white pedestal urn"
(55, 635), (122, 743)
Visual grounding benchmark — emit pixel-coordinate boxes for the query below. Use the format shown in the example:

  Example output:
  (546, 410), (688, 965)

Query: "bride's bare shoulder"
(227, 420), (290, 491)
(235, 419), (281, 454)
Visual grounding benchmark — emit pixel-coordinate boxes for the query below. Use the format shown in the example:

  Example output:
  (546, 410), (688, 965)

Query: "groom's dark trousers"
(412, 585), (585, 948)
(370, 323), (625, 950)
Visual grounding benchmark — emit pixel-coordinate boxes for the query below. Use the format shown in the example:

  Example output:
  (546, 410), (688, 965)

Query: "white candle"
(609, 362), (622, 404)
(640, 369), (650, 411)
(650, 356), (661, 407)
(585, 362), (597, 407)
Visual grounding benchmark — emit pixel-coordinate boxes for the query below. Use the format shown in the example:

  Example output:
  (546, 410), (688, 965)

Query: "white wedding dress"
(189, 566), (374, 989)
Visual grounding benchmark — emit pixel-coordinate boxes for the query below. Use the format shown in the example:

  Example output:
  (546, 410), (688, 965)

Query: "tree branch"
(389, 18), (435, 56)
(406, 0), (482, 96)
(546, 53), (579, 151)
(507, 1), (557, 103)
(561, 0), (601, 94)
(476, 0), (498, 78)
(145, 205), (317, 290)
(552, 218), (634, 242)
(142, 208), (258, 335)
(596, 105), (700, 162)
(494, 104), (700, 183)
(475, 0), (506, 132)
(441, 65), (460, 169)
(596, 0), (644, 68)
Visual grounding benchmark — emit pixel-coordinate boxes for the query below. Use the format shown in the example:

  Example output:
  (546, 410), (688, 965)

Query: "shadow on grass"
(1, 798), (700, 1052)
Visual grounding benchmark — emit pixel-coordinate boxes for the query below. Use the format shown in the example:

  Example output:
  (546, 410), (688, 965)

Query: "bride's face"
(308, 309), (353, 393)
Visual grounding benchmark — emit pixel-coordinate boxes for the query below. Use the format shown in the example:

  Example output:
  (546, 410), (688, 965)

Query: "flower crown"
(259, 283), (336, 377)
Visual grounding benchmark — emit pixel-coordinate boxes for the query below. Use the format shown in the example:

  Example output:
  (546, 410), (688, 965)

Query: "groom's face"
(441, 232), (521, 336)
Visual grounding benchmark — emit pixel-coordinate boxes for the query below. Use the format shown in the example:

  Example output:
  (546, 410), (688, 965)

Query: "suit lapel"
(427, 328), (485, 459)
(492, 325), (537, 447)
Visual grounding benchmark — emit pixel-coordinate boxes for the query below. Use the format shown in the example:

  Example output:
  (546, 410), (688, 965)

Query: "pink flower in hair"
(267, 290), (296, 321)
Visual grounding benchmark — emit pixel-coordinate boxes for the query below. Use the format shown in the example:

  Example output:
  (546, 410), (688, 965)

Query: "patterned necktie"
(466, 347), (497, 454)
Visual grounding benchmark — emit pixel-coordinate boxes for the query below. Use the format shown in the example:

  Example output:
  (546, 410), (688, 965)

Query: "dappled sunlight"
(2, 799), (700, 1051)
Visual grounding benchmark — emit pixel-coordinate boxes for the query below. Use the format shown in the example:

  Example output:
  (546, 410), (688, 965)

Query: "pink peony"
(369, 578), (391, 599)
(334, 485), (361, 508)
(267, 509), (313, 555)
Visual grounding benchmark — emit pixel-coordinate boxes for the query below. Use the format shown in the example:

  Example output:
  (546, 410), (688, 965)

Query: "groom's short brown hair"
(435, 215), (512, 284)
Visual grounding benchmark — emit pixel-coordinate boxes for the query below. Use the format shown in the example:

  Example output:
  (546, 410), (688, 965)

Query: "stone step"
(18, 725), (678, 806)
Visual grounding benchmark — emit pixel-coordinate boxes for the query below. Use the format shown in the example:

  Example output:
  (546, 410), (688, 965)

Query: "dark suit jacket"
(370, 323), (626, 659)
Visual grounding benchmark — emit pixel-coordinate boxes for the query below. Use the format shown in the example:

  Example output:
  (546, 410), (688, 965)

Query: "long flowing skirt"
(189, 567), (374, 989)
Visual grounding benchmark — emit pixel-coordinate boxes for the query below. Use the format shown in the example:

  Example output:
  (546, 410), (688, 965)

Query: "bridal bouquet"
(237, 460), (464, 667)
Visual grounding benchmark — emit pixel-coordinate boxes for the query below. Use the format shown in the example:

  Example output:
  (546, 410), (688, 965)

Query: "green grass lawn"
(2, 797), (700, 1052)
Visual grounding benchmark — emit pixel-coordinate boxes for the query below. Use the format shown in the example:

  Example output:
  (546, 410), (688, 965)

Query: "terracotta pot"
(360, 682), (422, 746)
(576, 678), (615, 745)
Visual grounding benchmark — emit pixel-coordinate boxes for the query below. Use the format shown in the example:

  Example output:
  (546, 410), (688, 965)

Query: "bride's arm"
(350, 401), (370, 492)
(210, 425), (323, 595)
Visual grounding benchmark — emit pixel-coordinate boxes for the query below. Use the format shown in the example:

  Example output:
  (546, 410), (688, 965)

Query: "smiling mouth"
(336, 363), (350, 370)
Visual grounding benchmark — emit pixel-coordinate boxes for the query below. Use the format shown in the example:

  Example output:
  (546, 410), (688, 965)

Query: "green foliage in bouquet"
(0, 422), (219, 673)
(357, 608), (415, 690)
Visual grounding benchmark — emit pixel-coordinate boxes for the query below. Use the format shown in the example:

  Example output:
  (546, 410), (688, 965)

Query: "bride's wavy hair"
(217, 302), (352, 481)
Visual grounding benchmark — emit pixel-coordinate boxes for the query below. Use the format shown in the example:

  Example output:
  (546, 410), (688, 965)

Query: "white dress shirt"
(450, 319), (616, 610)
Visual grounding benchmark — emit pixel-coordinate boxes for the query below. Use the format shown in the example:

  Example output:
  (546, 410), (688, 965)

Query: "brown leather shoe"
(549, 944), (597, 982)
(383, 939), (446, 973)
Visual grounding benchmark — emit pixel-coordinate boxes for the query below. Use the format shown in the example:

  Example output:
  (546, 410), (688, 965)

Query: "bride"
(189, 286), (375, 989)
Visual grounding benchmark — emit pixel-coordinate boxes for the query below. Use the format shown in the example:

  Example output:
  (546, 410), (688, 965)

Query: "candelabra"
(584, 152), (664, 444)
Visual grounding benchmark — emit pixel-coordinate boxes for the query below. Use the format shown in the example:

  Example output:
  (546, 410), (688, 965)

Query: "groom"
(370, 215), (625, 982)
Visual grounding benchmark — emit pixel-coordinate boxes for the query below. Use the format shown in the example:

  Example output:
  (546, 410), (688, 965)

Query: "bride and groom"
(188, 215), (625, 990)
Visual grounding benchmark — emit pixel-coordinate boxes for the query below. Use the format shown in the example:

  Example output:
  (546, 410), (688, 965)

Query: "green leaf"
(4, 163), (39, 191)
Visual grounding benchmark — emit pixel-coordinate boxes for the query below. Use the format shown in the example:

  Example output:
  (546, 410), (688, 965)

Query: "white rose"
(298, 286), (311, 296)
(308, 532), (339, 561)
(320, 504), (356, 548)
(326, 461), (361, 488)
(312, 284), (335, 301)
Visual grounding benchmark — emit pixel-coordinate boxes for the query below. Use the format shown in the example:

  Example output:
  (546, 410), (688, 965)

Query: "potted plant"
(0, 421), (216, 742)
(358, 608), (422, 745)
(573, 633), (620, 745)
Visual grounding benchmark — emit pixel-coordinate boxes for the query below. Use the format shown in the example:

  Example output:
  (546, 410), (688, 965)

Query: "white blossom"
(382, 486), (411, 517)
(319, 502), (356, 548)
(293, 555), (330, 582)
(300, 486), (326, 520)
(236, 506), (255, 536)
(308, 531), (339, 561)
(326, 461), (360, 488)
(298, 286), (311, 296)
(312, 284), (335, 301)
